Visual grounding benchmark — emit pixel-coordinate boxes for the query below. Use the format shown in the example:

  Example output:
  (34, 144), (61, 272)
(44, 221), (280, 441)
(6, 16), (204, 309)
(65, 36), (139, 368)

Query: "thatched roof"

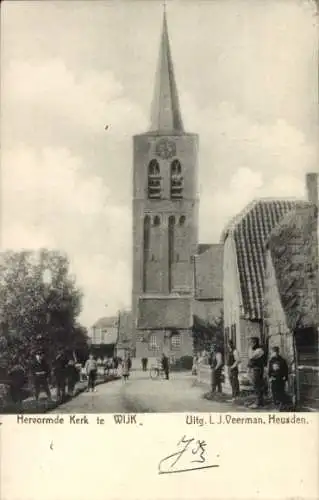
(221, 198), (307, 320)
(267, 203), (318, 331)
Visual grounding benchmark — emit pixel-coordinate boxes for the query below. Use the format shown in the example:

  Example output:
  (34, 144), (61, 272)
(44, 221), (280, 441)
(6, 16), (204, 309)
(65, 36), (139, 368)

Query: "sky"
(1, 0), (318, 327)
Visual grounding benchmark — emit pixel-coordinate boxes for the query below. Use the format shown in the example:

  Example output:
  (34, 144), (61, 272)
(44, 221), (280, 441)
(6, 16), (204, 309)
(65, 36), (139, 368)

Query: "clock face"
(155, 139), (176, 160)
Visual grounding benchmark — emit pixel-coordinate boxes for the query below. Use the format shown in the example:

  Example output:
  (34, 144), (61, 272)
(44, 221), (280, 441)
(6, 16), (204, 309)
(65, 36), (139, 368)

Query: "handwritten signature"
(158, 435), (220, 475)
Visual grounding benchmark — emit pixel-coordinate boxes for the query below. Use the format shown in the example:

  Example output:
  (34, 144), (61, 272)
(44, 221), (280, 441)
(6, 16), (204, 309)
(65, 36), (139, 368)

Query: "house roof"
(197, 244), (213, 255)
(267, 203), (318, 331)
(195, 244), (223, 300)
(91, 316), (118, 330)
(221, 198), (310, 320)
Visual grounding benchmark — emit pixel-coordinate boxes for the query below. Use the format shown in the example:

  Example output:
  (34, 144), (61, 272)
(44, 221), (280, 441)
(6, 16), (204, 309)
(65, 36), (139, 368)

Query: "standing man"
(53, 349), (68, 402)
(66, 358), (78, 397)
(85, 353), (98, 392)
(227, 340), (240, 400)
(209, 344), (224, 394)
(248, 337), (265, 409)
(8, 357), (26, 406)
(161, 353), (170, 380)
(31, 350), (52, 402)
(268, 346), (289, 410)
(127, 354), (132, 374)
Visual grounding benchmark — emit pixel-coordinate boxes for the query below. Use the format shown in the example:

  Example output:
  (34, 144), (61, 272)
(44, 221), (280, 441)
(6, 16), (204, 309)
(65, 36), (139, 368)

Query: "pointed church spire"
(149, 8), (184, 133)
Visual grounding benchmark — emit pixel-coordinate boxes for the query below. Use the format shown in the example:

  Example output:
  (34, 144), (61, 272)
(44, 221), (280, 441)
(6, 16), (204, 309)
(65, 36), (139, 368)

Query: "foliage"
(0, 249), (88, 377)
(192, 310), (224, 354)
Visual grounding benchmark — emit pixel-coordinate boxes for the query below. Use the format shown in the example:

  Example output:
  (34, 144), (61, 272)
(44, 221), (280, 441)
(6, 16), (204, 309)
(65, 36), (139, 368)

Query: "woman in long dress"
(121, 357), (129, 382)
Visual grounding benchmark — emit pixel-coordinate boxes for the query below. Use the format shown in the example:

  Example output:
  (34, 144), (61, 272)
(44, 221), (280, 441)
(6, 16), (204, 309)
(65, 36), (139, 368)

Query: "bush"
(170, 355), (193, 372)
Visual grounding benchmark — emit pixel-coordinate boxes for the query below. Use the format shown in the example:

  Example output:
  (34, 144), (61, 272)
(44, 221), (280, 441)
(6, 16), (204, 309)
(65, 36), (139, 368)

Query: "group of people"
(204, 336), (290, 410)
(6, 350), (133, 404)
(7, 349), (80, 405)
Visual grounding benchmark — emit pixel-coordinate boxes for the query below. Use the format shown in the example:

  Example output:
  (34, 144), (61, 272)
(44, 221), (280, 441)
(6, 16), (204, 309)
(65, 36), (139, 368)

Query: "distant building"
(222, 197), (313, 370)
(131, 11), (222, 360)
(90, 316), (118, 357)
(116, 310), (133, 358)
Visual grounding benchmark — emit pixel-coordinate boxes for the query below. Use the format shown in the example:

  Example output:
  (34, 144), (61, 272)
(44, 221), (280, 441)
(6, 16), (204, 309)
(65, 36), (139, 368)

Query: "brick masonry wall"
(135, 329), (193, 359)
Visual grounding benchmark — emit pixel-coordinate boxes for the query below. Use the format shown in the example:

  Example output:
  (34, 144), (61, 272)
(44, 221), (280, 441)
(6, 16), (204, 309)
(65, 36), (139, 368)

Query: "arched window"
(168, 215), (176, 226)
(143, 215), (151, 292)
(153, 215), (161, 227)
(148, 159), (161, 199)
(170, 160), (183, 199)
(179, 216), (186, 226)
(168, 216), (175, 292)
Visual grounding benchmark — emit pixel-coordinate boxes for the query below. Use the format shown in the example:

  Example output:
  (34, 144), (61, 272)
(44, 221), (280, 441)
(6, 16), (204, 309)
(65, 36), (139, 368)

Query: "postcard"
(0, 0), (318, 499)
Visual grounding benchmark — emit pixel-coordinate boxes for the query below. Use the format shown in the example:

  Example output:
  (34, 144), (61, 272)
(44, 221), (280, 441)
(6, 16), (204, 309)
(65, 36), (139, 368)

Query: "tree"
(192, 310), (224, 354)
(0, 249), (87, 373)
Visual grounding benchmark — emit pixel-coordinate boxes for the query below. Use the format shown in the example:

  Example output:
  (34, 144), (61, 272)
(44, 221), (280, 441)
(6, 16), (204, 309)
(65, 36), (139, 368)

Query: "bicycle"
(149, 365), (166, 380)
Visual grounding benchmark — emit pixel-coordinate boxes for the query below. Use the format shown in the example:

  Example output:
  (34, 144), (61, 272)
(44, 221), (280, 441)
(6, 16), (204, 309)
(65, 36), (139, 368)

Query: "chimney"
(306, 172), (318, 207)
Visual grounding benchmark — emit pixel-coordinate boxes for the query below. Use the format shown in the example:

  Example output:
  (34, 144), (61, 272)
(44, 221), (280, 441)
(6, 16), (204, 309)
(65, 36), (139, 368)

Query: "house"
(264, 173), (318, 408)
(89, 316), (119, 358)
(222, 196), (313, 371)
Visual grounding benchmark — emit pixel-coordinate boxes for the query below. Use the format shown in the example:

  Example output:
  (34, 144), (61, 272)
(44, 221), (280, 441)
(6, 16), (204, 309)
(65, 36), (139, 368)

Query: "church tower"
(132, 10), (199, 357)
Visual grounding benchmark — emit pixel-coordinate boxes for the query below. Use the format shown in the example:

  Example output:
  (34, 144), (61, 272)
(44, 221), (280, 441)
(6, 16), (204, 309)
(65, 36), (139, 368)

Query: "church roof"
(197, 244), (213, 255)
(91, 316), (118, 330)
(149, 10), (184, 133)
(221, 198), (310, 320)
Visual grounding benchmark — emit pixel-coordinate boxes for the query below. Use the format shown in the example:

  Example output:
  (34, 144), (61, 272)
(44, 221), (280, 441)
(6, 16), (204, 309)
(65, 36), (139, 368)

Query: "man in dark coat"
(227, 340), (240, 400)
(8, 357), (26, 405)
(53, 349), (68, 401)
(161, 353), (169, 380)
(268, 346), (289, 409)
(248, 337), (265, 408)
(30, 351), (52, 402)
(209, 344), (224, 394)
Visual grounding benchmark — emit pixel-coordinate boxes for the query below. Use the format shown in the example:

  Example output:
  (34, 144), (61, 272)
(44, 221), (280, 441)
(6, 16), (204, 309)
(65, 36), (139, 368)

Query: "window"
(179, 216), (186, 226)
(224, 326), (230, 342)
(230, 324), (237, 347)
(149, 334), (158, 351)
(148, 160), (161, 199)
(170, 160), (183, 199)
(153, 215), (161, 226)
(171, 333), (181, 350)
(168, 216), (175, 292)
(143, 215), (151, 292)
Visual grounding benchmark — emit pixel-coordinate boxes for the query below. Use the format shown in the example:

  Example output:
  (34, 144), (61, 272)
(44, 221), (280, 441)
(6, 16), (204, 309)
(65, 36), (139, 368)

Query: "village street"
(50, 370), (246, 414)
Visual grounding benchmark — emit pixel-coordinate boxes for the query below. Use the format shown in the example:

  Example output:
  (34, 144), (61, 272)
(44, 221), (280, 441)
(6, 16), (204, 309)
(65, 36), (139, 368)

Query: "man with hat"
(30, 350), (52, 402)
(209, 343), (224, 394)
(248, 337), (265, 408)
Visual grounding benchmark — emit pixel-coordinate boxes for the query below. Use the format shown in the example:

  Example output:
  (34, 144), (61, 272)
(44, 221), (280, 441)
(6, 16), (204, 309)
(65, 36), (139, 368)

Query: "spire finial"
(149, 2), (184, 133)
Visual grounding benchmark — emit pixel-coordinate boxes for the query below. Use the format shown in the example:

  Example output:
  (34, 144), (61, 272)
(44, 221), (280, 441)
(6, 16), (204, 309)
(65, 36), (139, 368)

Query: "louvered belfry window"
(148, 159), (161, 199)
(170, 159), (183, 199)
